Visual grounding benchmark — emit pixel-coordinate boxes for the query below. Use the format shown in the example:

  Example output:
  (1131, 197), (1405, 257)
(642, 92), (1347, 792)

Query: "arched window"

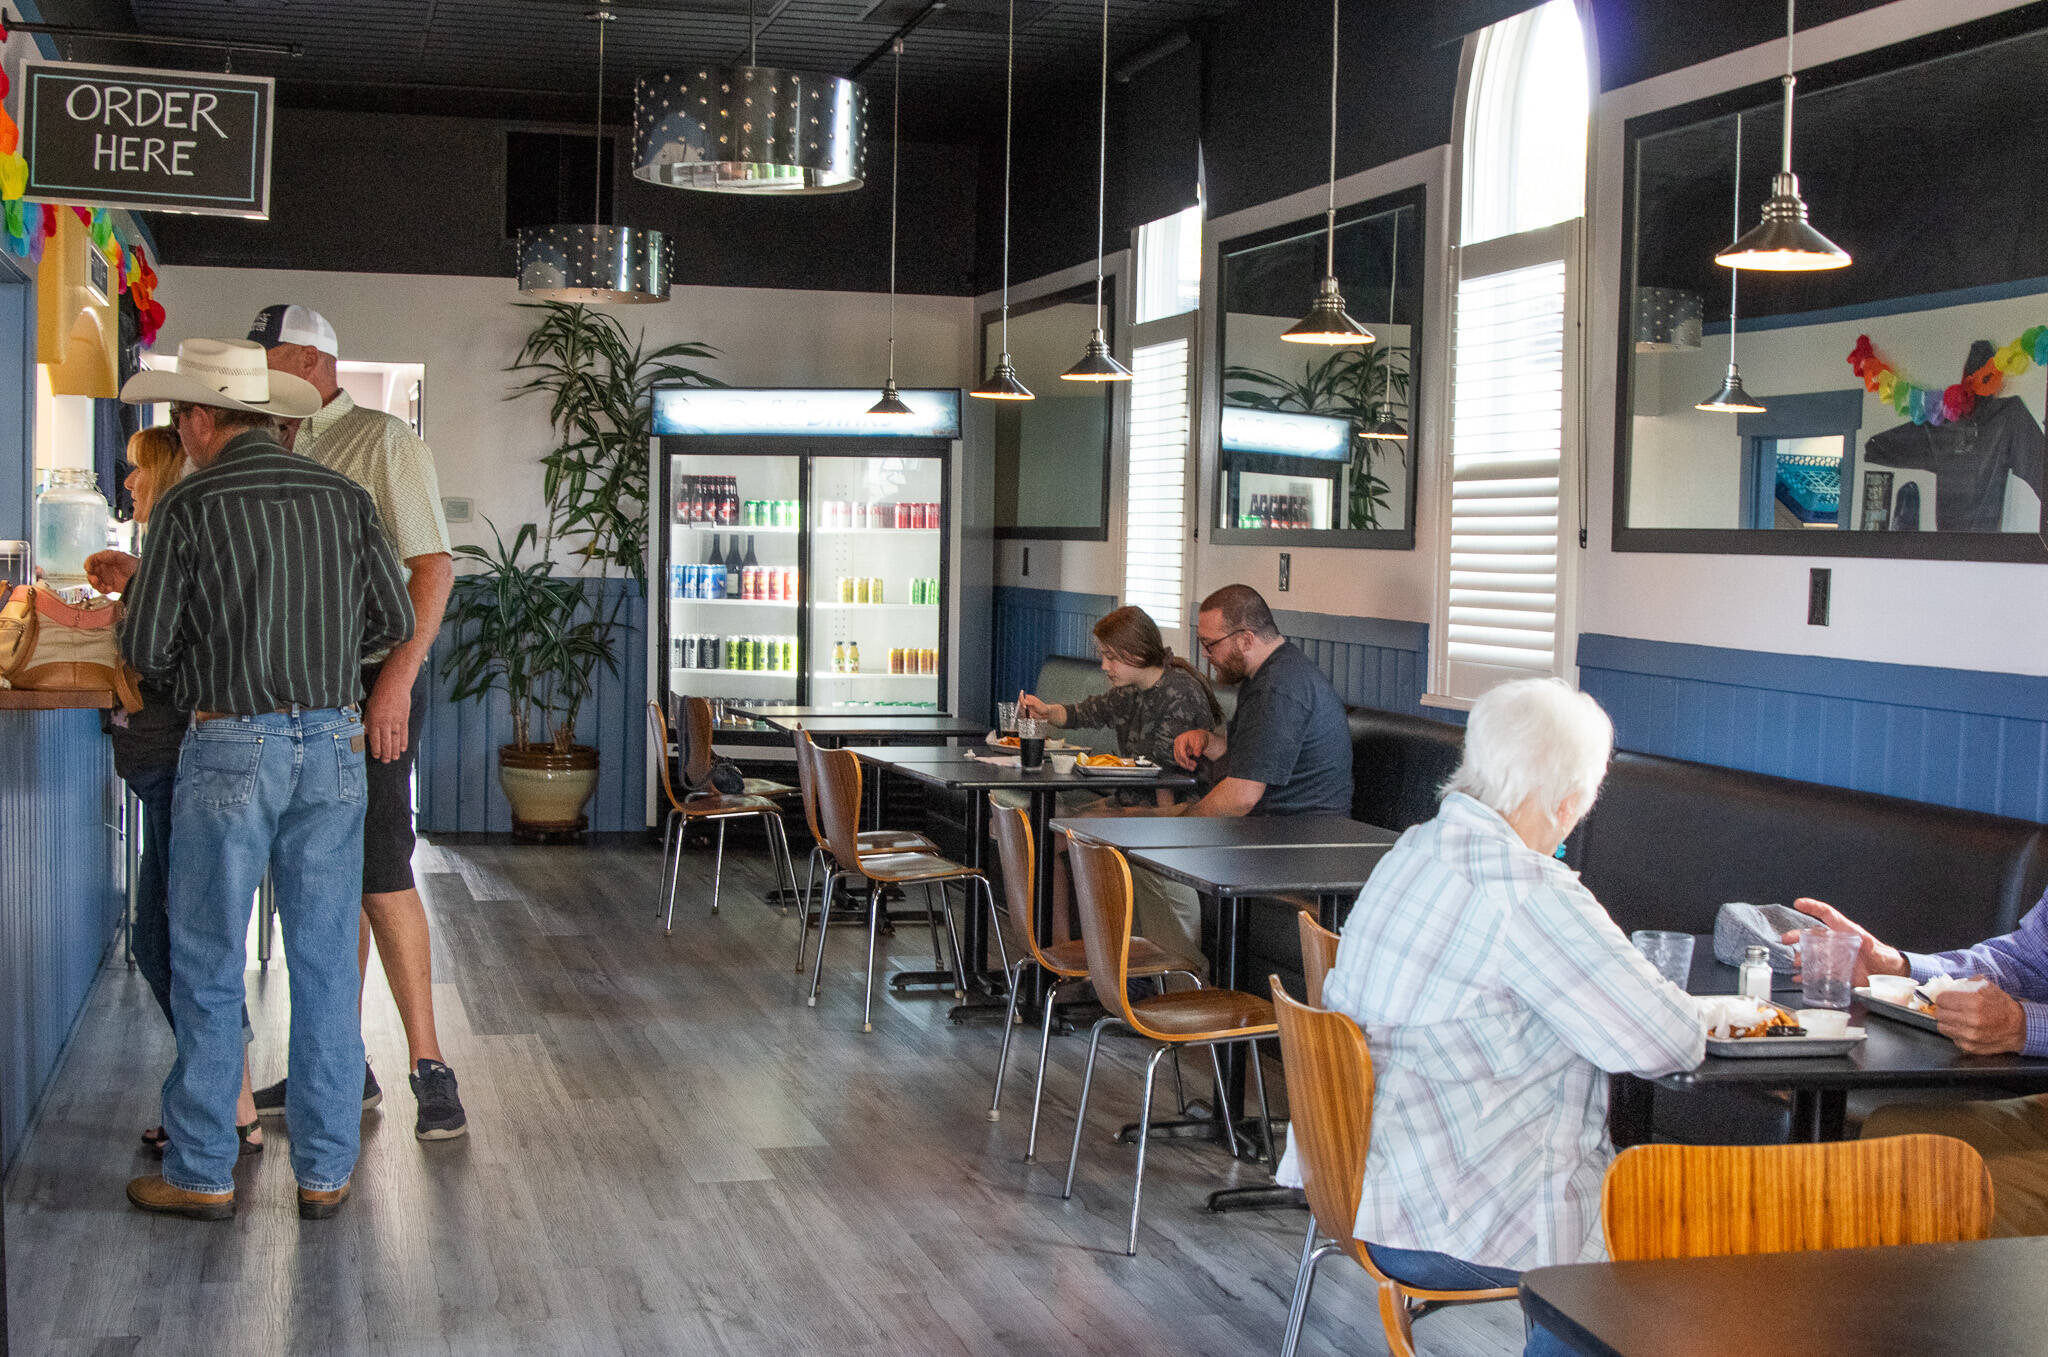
(1429, 0), (1593, 706)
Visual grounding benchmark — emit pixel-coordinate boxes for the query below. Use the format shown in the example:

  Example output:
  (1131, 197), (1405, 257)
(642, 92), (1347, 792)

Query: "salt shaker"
(1739, 944), (1774, 1001)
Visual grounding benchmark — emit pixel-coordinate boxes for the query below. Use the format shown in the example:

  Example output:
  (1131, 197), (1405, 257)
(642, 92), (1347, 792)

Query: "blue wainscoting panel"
(990, 587), (1118, 715)
(417, 577), (647, 834)
(1579, 633), (2048, 823)
(1274, 610), (1433, 716)
(0, 708), (121, 1171)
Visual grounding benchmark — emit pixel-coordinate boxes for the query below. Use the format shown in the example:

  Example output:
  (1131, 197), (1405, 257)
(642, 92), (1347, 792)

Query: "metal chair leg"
(1281, 1220), (1343, 1357)
(1062, 1016), (1114, 1199)
(1248, 1035), (1277, 1165)
(709, 820), (728, 915)
(1026, 979), (1062, 1163)
(661, 811), (686, 936)
(657, 809), (678, 923)
(936, 883), (969, 999)
(989, 958), (1025, 1121)
(794, 847), (822, 972)
(769, 814), (800, 918)
(807, 872), (838, 1006)
(924, 880), (946, 965)
(1126, 1044), (1170, 1255)
(862, 884), (884, 1033)
(978, 876), (1012, 989)
(1208, 1043), (1240, 1156)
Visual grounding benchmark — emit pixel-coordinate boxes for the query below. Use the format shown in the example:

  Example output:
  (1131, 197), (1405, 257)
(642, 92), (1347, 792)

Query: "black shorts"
(362, 663), (426, 895)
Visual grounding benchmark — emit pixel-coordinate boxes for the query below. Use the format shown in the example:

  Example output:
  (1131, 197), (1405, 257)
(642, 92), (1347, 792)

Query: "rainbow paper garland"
(1847, 328), (2048, 426)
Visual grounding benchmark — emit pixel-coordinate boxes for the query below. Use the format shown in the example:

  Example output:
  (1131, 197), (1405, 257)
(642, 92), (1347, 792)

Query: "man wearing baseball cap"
(247, 303), (467, 1141)
(103, 337), (414, 1220)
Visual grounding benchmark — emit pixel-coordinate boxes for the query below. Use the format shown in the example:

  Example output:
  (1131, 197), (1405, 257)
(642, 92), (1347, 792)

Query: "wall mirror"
(1214, 184), (1423, 548)
(1615, 9), (2048, 562)
(986, 283), (1112, 540)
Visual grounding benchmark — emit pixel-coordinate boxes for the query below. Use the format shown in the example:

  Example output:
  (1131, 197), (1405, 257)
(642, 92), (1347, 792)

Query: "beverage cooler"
(648, 387), (961, 722)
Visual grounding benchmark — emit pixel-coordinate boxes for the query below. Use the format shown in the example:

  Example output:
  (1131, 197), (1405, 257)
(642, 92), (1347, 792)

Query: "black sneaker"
(253, 1064), (382, 1118)
(410, 1059), (467, 1141)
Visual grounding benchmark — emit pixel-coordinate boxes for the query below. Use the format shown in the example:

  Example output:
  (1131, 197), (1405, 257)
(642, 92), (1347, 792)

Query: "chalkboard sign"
(20, 60), (273, 219)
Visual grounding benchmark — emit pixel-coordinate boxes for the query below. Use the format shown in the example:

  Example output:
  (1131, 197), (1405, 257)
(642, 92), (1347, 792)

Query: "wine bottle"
(722, 477), (739, 526)
(724, 533), (744, 598)
(704, 532), (722, 566)
(742, 534), (759, 574)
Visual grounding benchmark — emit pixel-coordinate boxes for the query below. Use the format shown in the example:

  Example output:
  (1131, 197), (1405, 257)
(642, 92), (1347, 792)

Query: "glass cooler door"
(806, 452), (944, 710)
(664, 450), (803, 708)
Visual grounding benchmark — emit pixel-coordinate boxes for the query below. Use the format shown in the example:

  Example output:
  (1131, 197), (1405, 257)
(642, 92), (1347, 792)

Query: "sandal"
(140, 1121), (265, 1158)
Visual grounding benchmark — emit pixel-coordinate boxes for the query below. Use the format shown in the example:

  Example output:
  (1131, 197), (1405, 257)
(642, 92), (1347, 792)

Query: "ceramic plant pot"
(498, 743), (599, 837)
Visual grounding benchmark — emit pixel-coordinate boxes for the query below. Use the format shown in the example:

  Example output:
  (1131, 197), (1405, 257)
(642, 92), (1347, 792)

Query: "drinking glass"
(0, 540), (27, 591)
(995, 701), (1018, 736)
(1015, 716), (1048, 769)
(1631, 930), (1695, 988)
(1798, 927), (1860, 1009)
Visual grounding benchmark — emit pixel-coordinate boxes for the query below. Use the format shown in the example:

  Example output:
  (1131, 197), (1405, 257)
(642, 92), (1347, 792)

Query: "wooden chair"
(985, 806), (1203, 1162)
(1268, 978), (1516, 1357)
(1602, 1135), (1993, 1262)
(788, 730), (935, 976)
(803, 742), (1010, 1032)
(1060, 832), (1277, 1256)
(1297, 910), (1340, 1005)
(646, 700), (798, 930)
(678, 695), (795, 801)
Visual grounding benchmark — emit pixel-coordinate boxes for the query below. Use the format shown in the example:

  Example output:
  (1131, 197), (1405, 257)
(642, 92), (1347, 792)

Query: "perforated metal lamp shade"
(633, 66), (866, 193)
(1060, 329), (1132, 382)
(517, 224), (671, 304)
(1716, 172), (1850, 271)
(1696, 363), (1767, 413)
(1282, 277), (1375, 345)
(971, 355), (1034, 400)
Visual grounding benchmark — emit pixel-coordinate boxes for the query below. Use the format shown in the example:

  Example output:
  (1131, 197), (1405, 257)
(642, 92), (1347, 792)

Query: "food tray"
(1075, 758), (1160, 779)
(986, 732), (1072, 751)
(1705, 1029), (1865, 1059)
(1855, 988), (1942, 1033)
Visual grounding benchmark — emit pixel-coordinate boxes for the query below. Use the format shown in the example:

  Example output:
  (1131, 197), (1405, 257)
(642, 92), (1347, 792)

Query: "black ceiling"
(35, 0), (1244, 137)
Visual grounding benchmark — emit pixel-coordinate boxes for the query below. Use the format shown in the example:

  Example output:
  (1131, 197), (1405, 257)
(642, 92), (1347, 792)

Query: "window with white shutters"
(1429, 0), (1589, 707)
(1124, 336), (1191, 628)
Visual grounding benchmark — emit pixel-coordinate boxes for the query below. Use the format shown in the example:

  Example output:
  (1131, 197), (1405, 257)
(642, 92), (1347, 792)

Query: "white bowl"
(1796, 1008), (1851, 1038)
(1049, 753), (1077, 775)
(1864, 974), (1918, 1005)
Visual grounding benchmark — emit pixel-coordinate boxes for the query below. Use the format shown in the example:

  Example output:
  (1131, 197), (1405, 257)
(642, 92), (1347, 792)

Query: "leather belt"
(194, 707), (293, 724)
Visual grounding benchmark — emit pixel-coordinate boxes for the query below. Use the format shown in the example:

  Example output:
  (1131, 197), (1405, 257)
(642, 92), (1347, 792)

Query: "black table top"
(733, 704), (953, 720)
(855, 745), (1195, 792)
(1052, 814), (1396, 850)
(1127, 843), (1393, 897)
(1671, 934), (2048, 1091)
(1521, 1237), (2048, 1357)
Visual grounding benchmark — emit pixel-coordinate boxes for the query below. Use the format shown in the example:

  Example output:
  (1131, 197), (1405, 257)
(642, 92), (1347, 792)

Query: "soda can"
(780, 637), (795, 672)
(870, 577), (883, 605)
(766, 568), (782, 602)
(744, 636), (760, 671)
(856, 576), (871, 605)
(703, 634), (720, 670)
(839, 576), (855, 603)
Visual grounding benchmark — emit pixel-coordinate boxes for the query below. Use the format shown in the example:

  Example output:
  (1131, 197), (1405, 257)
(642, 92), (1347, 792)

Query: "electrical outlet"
(1808, 568), (1831, 626)
(1021, 546), (1030, 578)
(1278, 552), (1291, 592)
(441, 495), (473, 524)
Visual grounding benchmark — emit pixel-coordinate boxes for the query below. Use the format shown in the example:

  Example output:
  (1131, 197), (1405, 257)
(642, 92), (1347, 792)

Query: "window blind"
(1443, 257), (1565, 699)
(1124, 336), (1191, 628)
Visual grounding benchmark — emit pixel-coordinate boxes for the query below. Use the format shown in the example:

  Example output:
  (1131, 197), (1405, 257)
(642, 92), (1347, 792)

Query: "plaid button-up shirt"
(1319, 792), (1705, 1269)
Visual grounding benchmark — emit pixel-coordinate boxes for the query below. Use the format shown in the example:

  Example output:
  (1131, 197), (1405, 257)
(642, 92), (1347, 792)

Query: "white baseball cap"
(246, 303), (338, 357)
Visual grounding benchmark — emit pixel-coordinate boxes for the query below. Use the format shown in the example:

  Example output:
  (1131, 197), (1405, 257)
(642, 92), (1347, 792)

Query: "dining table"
(1520, 1236), (2048, 1357)
(853, 745), (1197, 1013)
(1609, 937), (2048, 1146)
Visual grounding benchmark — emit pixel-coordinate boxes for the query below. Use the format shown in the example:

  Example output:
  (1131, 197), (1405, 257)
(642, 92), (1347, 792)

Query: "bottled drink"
(832, 641), (846, 673)
(742, 533), (759, 579)
(848, 641), (860, 673)
(673, 476), (691, 524)
(704, 532), (723, 567)
(724, 533), (744, 597)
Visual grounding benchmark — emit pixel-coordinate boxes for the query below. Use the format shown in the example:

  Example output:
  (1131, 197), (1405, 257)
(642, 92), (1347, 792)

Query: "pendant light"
(1363, 216), (1408, 440)
(1283, 0), (1372, 346)
(517, 10), (671, 304)
(1061, 0), (1132, 383)
(868, 41), (914, 417)
(1699, 115), (1768, 413)
(1714, 0), (1849, 272)
(631, 0), (866, 194)
(972, 0), (1033, 402)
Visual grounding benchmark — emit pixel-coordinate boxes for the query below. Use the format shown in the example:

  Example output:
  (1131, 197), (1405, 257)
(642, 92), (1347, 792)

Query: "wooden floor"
(5, 830), (1529, 1356)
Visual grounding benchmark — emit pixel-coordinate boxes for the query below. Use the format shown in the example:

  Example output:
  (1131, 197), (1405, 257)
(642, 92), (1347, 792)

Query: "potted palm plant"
(440, 302), (721, 837)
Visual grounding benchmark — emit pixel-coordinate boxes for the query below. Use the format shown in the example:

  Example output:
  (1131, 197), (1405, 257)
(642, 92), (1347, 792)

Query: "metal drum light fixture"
(518, 10), (671, 304)
(868, 40), (913, 417)
(1284, 0), (1372, 345)
(1715, 0), (1849, 272)
(1699, 115), (1767, 413)
(972, 0), (1032, 402)
(632, 0), (865, 193)
(1061, 0), (1131, 382)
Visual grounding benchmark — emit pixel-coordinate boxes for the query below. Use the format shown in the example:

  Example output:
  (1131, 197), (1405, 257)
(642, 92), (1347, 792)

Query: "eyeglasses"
(1197, 628), (1247, 655)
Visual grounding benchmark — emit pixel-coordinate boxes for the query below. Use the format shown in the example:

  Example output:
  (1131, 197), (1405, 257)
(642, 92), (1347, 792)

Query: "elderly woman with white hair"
(1313, 679), (1703, 1353)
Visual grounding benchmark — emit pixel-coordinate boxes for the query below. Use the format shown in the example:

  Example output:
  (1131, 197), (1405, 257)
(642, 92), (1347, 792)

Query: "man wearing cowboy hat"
(95, 337), (414, 1221)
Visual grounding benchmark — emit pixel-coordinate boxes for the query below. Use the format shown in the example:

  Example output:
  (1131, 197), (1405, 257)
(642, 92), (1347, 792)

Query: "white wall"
(154, 267), (976, 559)
(1583, 0), (2048, 677)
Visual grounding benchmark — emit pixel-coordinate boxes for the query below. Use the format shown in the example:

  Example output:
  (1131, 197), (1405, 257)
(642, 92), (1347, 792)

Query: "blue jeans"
(126, 765), (254, 1046)
(1366, 1245), (1576, 1357)
(161, 708), (368, 1195)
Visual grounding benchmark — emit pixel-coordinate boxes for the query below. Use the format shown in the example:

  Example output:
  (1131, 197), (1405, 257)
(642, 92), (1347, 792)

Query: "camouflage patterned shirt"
(1067, 666), (1218, 804)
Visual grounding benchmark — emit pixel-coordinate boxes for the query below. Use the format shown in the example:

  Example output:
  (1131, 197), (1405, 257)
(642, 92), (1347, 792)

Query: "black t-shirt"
(109, 677), (188, 782)
(1216, 641), (1353, 816)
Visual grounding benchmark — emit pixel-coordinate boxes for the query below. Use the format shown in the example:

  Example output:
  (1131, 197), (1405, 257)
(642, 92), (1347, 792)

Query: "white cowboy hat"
(118, 337), (322, 419)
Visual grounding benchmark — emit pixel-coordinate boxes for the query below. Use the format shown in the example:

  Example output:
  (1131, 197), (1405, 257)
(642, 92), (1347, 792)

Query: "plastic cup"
(1015, 717), (1048, 769)
(1799, 928), (1860, 1009)
(1631, 930), (1695, 989)
(1049, 752), (1077, 775)
(995, 701), (1018, 736)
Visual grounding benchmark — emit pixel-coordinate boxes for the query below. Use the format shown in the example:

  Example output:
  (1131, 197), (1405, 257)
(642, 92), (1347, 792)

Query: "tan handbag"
(0, 585), (144, 711)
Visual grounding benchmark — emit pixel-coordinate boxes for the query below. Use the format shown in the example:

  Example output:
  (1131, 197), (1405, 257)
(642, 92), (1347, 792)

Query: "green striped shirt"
(120, 430), (415, 714)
